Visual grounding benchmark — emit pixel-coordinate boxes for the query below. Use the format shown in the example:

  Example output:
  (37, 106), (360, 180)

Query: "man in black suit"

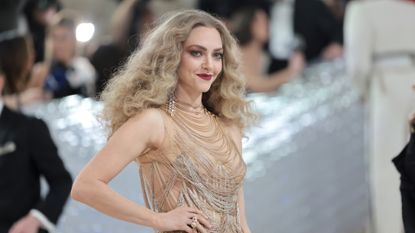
(0, 69), (72, 232)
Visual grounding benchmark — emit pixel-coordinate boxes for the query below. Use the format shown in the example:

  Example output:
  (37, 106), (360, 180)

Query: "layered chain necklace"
(167, 97), (234, 163)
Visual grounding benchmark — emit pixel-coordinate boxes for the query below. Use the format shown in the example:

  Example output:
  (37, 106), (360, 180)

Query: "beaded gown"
(137, 102), (246, 233)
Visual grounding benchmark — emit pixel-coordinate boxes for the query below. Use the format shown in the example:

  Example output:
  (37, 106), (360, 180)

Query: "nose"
(202, 55), (213, 71)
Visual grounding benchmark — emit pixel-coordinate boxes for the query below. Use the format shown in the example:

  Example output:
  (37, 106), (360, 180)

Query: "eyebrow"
(187, 44), (223, 52)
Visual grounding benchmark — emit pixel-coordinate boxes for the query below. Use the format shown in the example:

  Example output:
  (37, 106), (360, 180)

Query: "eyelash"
(190, 50), (223, 60)
(214, 52), (224, 60)
(190, 50), (202, 57)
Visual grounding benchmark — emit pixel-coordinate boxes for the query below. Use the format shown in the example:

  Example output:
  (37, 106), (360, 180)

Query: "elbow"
(70, 177), (92, 203)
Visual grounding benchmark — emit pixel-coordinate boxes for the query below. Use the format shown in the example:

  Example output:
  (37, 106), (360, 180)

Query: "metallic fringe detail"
(167, 93), (176, 116)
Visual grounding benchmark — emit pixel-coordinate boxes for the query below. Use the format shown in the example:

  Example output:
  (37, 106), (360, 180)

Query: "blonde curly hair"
(101, 9), (255, 135)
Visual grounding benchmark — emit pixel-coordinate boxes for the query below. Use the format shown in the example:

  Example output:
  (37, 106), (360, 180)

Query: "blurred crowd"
(0, 0), (350, 111)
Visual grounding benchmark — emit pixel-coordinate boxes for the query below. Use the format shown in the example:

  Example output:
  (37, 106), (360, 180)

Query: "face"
(177, 26), (223, 95)
(51, 26), (76, 63)
(252, 10), (269, 44)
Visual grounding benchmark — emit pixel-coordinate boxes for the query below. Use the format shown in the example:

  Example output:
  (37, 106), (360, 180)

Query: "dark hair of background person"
(23, 0), (62, 62)
(230, 6), (267, 46)
(293, 0), (343, 61)
(127, 0), (152, 50)
(0, 0), (27, 34)
(91, 0), (153, 95)
(198, 0), (270, 19)
(0, 36), (32, 95)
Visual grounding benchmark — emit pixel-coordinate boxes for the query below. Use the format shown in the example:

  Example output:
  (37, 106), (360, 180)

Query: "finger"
(186, 218), (194, 225)
(196, 214), (211, 229)
(186, 208), (211, 226)
(188, 208), (208, 219)
(183, 224), (193, 233)
(196, 222), (208, 233)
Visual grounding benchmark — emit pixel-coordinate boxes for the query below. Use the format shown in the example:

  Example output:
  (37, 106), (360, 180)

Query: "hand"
(153, 206), (211, 233)
(287, 52), (305, 76)
(29, 63), (49, 88)
(321, 43), (343, 60)
(8, 214), (41, 233)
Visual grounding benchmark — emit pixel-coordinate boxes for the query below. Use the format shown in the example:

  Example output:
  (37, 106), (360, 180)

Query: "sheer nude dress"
(137, 103), (246, 233)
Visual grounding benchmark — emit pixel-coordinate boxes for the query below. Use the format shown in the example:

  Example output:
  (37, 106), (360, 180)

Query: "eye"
(190, 50), (202, 57)
(213, 52), (223, 60)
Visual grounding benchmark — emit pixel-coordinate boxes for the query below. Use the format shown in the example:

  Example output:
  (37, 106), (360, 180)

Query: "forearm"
(71, 179), (157, 228)
(247, 71), (291, 93)
(269, 66), (298, 82)
(251, 68), (296, 92)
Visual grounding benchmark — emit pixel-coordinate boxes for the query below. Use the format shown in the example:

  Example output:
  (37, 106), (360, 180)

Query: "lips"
(197, 73), (213, 81)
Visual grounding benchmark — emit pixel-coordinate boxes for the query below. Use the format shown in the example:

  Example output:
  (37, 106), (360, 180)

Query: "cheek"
(215, 61), (223, 75)
(177, 57), (191, 81)
(180, 54), (200, 73)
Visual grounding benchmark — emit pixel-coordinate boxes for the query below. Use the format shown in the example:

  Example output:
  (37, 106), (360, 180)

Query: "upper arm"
(76, 108), (165, 184)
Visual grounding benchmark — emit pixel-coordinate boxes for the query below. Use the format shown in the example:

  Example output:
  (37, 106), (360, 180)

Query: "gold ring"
(190, 216), (198, 229)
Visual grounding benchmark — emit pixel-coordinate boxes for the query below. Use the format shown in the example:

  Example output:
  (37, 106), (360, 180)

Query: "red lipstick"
(197, 73), (213, 81)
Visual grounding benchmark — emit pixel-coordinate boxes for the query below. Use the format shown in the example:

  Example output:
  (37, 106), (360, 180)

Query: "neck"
(174, 86), (203, 108)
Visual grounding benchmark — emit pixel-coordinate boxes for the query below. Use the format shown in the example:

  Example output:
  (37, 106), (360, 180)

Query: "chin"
(200, 85), (213, 93)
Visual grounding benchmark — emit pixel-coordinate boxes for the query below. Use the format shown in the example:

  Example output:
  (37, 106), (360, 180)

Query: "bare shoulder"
(120, 108), (166, 148)
(128, 108), (165, 124)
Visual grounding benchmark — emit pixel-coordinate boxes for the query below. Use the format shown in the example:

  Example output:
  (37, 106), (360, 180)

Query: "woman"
(0, 35), (47, 110)
(71, 10), (255, 233)
(230, 6), (304, 93)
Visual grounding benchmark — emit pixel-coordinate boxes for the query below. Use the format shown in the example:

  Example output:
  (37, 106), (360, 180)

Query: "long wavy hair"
(101, 9), (255, 135)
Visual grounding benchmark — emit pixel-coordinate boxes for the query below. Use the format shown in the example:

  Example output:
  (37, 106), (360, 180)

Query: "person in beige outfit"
(345, 0), (415, 232)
